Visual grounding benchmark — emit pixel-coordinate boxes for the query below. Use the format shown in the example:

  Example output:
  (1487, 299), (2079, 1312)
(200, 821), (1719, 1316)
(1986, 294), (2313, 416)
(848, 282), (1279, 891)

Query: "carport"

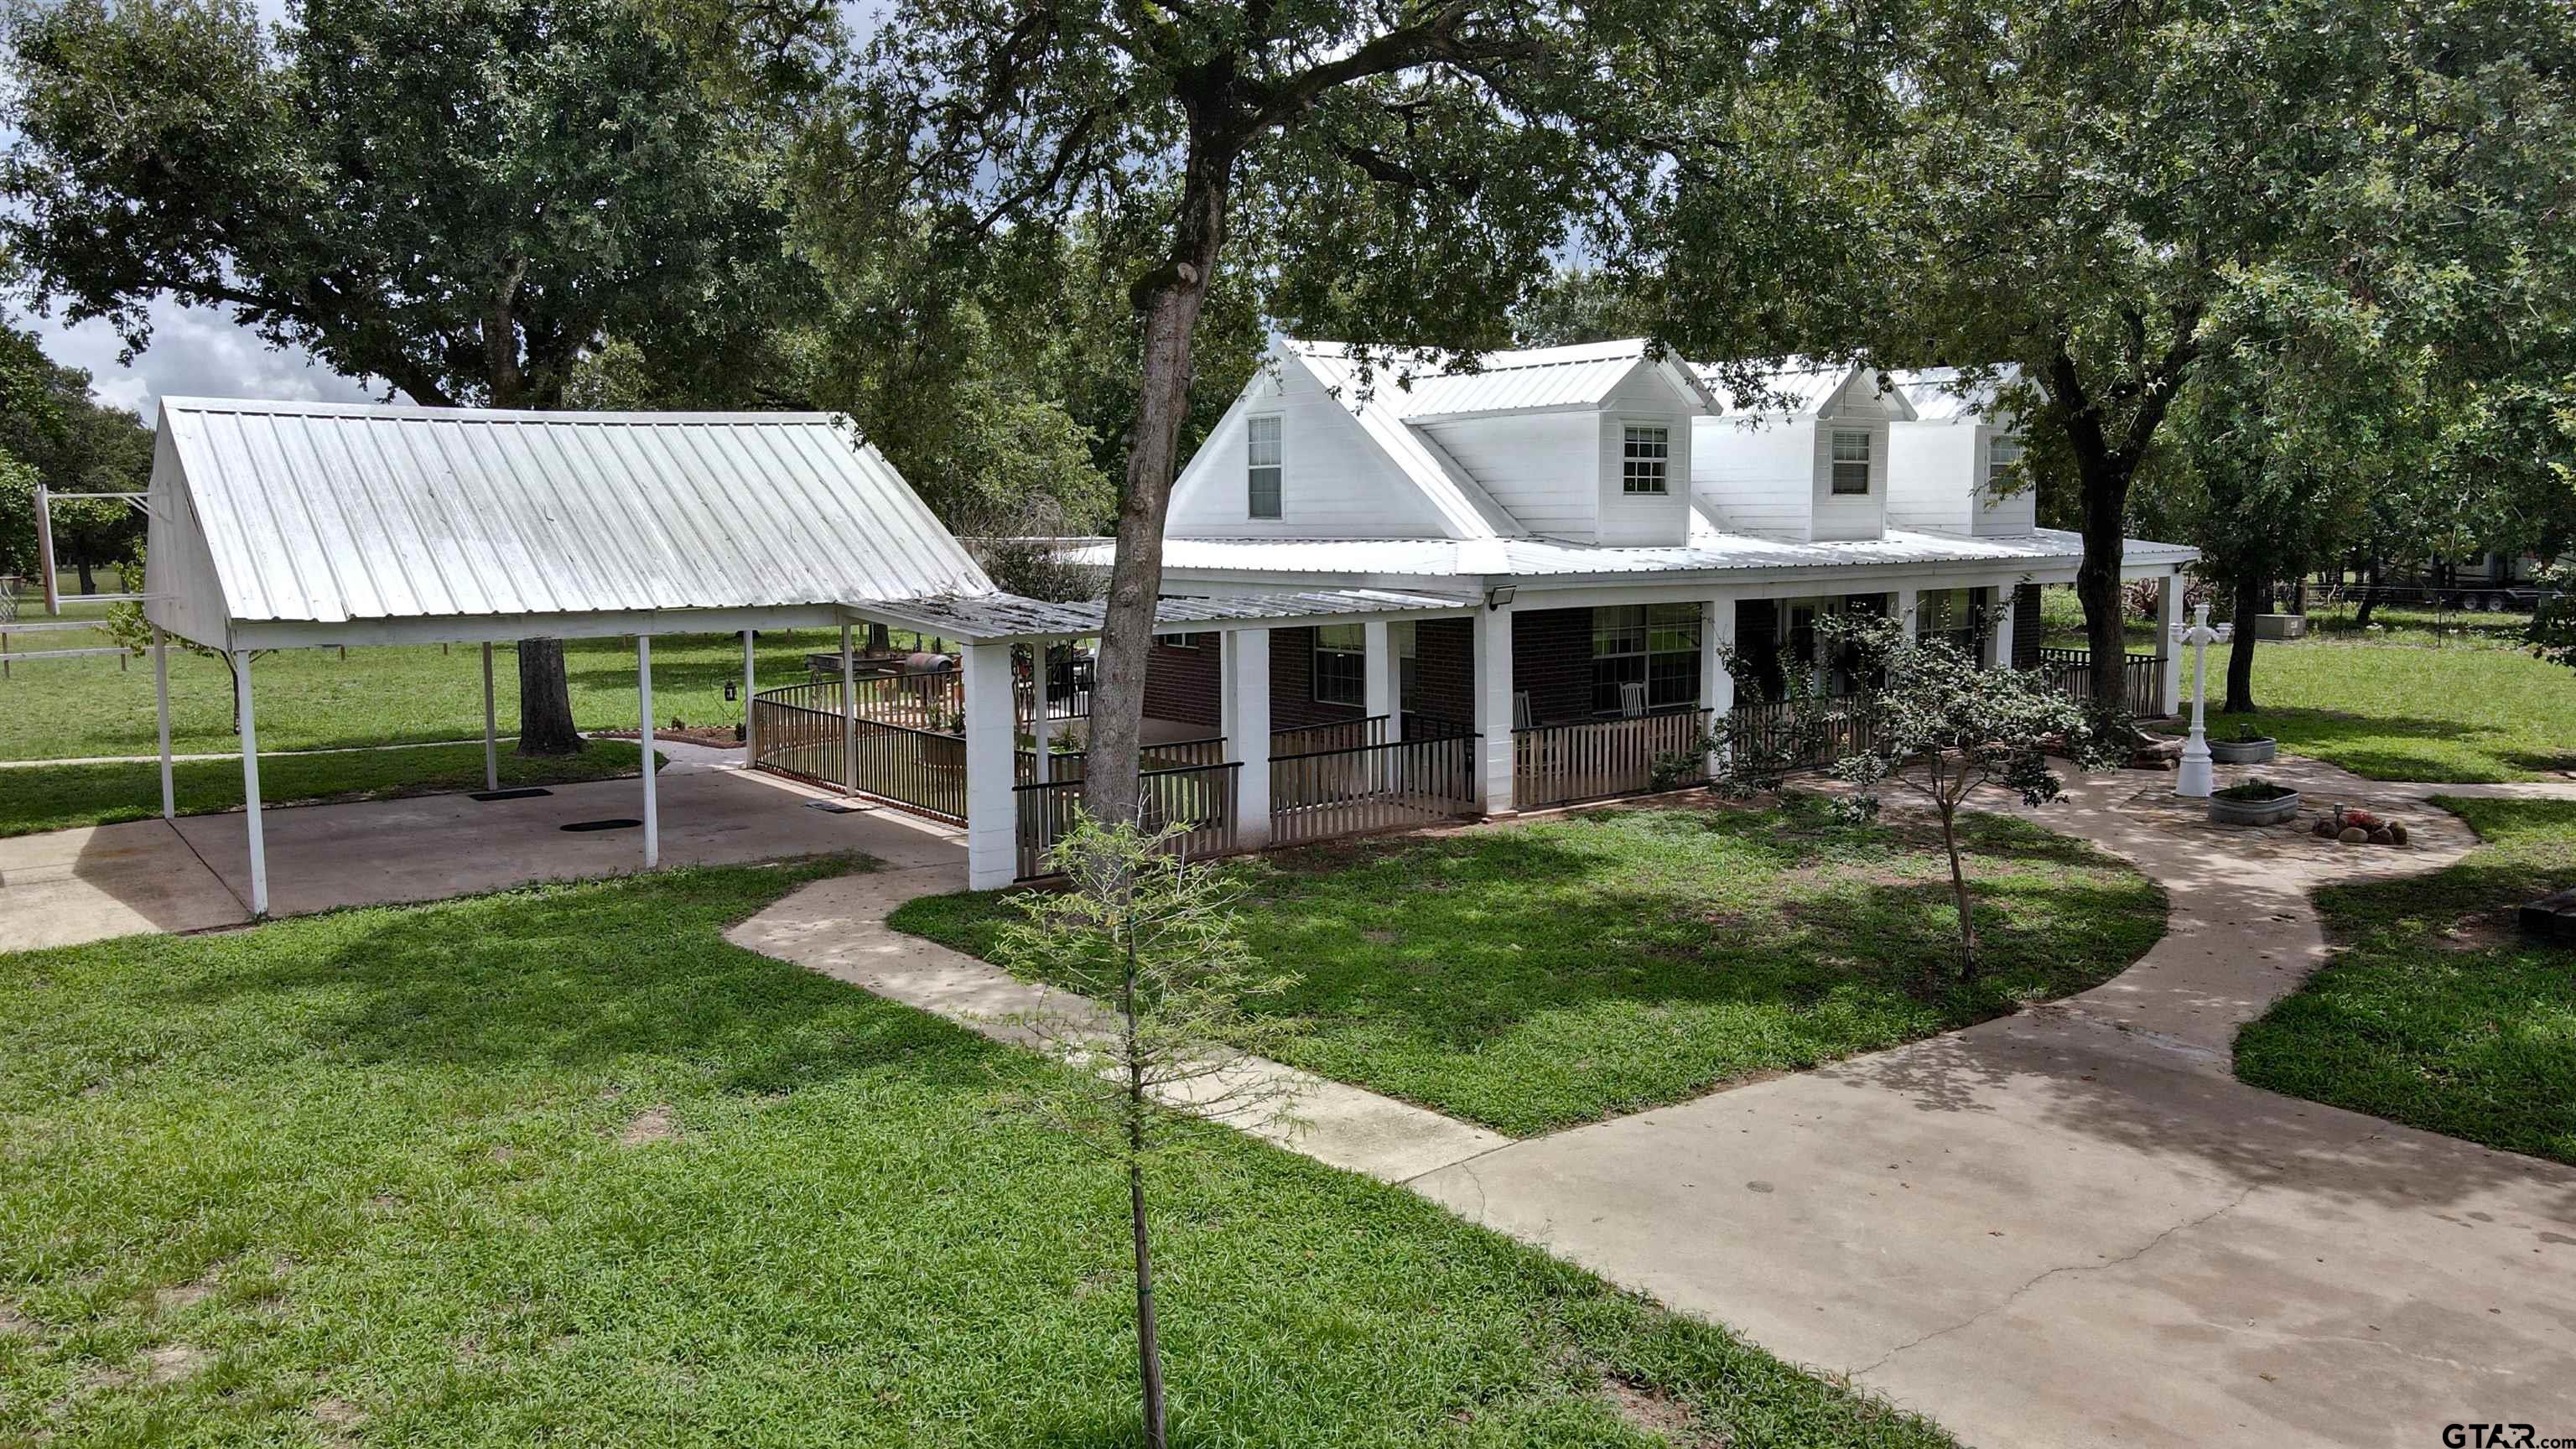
(140, 397), (992, 916)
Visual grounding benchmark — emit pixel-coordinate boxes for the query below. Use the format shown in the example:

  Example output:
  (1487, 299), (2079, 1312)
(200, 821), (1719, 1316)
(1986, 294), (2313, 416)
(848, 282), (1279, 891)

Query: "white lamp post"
(2175, 602), (2220, 798)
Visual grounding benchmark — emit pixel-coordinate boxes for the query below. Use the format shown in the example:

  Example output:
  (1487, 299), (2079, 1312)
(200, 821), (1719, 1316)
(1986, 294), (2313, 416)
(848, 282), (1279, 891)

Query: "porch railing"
(1511, 708), (1715, 811)
(1722, 693), (1884, 772)
(1270, 714), (1387, 756)
(1014, 761), (1242, 880)
(1270, 731), (1481, 846)
(2033, 647), (2165, 718)
(750, 679), (969, 823)
(1015, 735), (1227, 786)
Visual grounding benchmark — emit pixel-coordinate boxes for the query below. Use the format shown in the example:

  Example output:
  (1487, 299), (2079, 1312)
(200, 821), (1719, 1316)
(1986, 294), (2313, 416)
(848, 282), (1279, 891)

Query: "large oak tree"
(4, 0), (813, 751)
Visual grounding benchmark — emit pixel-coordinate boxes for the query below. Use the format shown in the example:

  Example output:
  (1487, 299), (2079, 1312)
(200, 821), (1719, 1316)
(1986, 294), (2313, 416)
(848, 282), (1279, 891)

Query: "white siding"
(1418, 412), (1603, 540)
(1690, 416), (1815, 538)
(1810, 371), (1891, 543)
(1166, 359), (1460, 539)
(1971, 423), (2038, 537)
(1885, 421), (1977, 535)
(143, 429), (235, 651)
(1592, 366), (1696, 547)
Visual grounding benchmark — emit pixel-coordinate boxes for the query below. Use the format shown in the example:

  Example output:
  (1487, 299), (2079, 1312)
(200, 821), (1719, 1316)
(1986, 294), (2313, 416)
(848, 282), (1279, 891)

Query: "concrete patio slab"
(0, 818), (250, 951)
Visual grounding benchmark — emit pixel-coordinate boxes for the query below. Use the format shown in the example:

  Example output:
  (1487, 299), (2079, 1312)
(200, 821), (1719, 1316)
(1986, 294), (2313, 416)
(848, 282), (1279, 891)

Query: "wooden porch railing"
(1014, 735), (1227, 786)
(1511, 708), (1715, 811)
(1722, 693), (1883, 772)
(749, 679), (969, 823)
(1014, 761), (1242, 880)
(1270, 715), (1388, 756)
(1270, 731), (1481, 846)
(2033, 647), (2165, 717)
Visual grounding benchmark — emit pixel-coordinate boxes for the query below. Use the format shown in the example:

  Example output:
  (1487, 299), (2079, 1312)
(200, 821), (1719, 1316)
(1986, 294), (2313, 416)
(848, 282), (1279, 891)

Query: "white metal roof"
(849, 587), (1478, 642)
(1291, 339), (1719, 420)
(1063, 527), (2198, 584)
(148, 399), (993, 641)
(1280, 344), (1527, 539)
(1893, 366), (2030, 424)
(1692, 357), (1918, 421)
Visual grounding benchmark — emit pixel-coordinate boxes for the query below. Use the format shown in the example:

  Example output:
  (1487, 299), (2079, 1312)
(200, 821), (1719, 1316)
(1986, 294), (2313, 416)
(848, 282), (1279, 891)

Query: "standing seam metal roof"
(154, 399), (995, 625)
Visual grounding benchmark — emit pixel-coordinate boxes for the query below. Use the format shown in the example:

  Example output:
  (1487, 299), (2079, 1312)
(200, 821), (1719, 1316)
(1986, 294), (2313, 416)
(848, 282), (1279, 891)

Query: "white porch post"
(839, 624), (859, 794)
(480, 642), (499, 791)
(2156, 569), (2186, 715)
(1892, 586), (1920, 638)
(1699, 594), (1735, 776)
(961, 640), (1016, 890)
(1363, 619), (1396, 740)
(1225, 628), (1273, 848)
(1989, 585), (2018, 671)
(232, 650), (267, 917)
(637, 636), (658, 869)
(1030, 639), (1052, 786)
(151, 625), (174, 820)
(740, 630), (757, 763)
(1473, 597), (1515, 814)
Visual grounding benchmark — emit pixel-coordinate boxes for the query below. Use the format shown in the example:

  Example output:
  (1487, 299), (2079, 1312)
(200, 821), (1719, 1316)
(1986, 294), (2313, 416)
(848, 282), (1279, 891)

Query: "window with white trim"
(1621, 424), (1670, 495)
(1247, 414), (1282, 519)
(1311, 623), (1365, 706)
(1830, 430), (1872, 496)
(1984, 434), (2024, 493)
(1590, 604), (1701, 714)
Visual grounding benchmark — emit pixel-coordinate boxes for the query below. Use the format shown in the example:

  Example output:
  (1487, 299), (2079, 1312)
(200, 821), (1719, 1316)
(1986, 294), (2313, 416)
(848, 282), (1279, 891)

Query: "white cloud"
(40, 296), (390, 417)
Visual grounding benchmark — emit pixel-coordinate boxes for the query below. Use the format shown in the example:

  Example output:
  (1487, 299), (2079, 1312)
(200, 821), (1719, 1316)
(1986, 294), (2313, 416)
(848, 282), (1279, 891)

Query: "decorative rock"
(2389, 822), (2410, 845)
(2339, 826), (2369, 844)
(2312, 819), (2337, 839)
(2368, 827), (2396, 845)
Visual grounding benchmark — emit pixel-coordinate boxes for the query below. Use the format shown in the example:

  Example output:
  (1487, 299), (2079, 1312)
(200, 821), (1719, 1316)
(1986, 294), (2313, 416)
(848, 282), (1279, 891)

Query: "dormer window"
(1622, 424), (1670, 495)
(1247, 414), (1282, 519)
(1831, 430), (1872, 496)
(1985, 434), (2024, 493)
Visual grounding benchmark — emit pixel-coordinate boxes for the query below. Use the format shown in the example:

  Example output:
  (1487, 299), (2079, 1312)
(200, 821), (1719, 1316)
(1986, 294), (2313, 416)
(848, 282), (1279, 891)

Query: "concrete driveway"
(1411, 764), (2576, 1449)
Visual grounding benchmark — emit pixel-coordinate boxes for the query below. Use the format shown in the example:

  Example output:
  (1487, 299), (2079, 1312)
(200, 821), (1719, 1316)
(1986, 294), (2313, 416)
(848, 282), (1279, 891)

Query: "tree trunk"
(75, 553), (95, 595)
(515, 638), (586, 756)
(1084, 133), (1232, 827)
(1939, 799), (1978, 982)
(2223, 569), (2264, 714)
(2353, 556), (2381, 626)
(2073, 453), (2133, 716)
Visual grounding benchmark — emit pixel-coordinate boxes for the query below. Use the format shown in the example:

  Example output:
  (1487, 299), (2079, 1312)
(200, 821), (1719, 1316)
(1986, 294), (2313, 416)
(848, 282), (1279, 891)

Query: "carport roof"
(848, 587), (1478, 643)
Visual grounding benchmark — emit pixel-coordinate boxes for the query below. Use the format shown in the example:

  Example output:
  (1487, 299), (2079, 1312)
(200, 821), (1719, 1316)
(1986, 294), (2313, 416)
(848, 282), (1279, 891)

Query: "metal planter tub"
(2210, 736), (2278, 765)
(2209, 787), (2301, 827)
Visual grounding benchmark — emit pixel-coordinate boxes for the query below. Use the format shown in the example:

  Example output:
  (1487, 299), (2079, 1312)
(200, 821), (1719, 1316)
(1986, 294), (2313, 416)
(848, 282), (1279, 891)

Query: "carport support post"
(1030, 639), (1052, 787)
(839, 624), (859, 795)
(740, 630), (757, 762)
(152, 625), (174, 820)
(960, 641), (1015, 890)
(638, 636), (658, 869)
(480, 642), (499, 792)
(232, 650), (267, 917)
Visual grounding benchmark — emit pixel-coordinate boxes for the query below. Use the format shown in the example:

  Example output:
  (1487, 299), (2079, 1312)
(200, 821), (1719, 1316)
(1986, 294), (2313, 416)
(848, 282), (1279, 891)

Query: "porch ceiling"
(844, 586), (1478, 643)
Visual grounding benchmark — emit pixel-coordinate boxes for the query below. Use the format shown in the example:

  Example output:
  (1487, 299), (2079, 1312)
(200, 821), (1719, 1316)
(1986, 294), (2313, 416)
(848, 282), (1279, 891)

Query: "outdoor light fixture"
(724, 680), (739, 702)
(1486, 585), (1517, 610)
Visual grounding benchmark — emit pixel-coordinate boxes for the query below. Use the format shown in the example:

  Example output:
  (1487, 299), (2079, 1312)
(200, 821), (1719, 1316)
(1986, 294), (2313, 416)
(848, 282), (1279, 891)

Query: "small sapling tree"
(994, 816), (1300, 1449)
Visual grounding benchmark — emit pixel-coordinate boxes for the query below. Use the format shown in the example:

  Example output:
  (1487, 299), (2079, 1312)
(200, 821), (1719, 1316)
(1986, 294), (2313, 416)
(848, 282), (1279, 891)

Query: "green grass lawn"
(0, 860), (1951, 1449)
(2236, 797), (2576, 1166)
(0, 627), (945, 763)
(894, 803), (2168, 1136)
(0, 741), (654, 838)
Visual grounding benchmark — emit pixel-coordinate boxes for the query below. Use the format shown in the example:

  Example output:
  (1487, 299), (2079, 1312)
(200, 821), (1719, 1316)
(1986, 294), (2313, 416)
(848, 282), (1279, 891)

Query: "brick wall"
(1510, 607), (1595, 726)
(1410, 617), (1477, 734)
(1268, 626), (1366, 730)
(1142, 635), (1221, 729)
(2012, 584), (2042, 669)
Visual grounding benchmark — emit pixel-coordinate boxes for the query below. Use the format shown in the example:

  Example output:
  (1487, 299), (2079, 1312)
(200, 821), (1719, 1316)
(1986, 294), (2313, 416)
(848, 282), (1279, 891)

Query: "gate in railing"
(2033, 648), (2165, 717)
(749, 680), (968, 823)
(1014, 761), (1243, 880)
(1512, 709), (1715, 811)
(1270, 730), (1480, 846)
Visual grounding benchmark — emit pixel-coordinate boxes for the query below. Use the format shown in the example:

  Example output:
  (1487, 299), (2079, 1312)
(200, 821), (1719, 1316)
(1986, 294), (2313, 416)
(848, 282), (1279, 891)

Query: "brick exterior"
(1268, 626), (1368, 730)
(1141, 635), (1222, 729)
(1509, 607), (1597, 725)
(2012, 584), (2042, 669)
(1408, 617), (1477, 735)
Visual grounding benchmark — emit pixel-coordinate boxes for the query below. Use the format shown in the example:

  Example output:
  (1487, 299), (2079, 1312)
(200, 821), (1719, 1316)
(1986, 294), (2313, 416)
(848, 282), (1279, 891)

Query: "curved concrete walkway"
(1409, 761), (2576, 1449)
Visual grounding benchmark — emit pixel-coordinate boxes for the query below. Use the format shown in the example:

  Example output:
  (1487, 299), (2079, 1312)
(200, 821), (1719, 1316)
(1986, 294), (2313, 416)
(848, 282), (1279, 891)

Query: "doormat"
(561, 818), (643, 832)
(804, 799), (872, 814)
(470, 787), (553, 802)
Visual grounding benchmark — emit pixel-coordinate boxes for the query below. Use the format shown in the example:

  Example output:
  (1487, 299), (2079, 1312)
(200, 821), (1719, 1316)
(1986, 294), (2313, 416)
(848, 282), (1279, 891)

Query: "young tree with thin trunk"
(993, 818), (1299, 1449)
(4, 0), (813, 754)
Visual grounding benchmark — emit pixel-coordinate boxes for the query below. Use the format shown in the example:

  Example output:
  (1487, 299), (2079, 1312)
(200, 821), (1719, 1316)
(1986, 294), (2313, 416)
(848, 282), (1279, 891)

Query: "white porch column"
(637, 636), (658, 869)
(839, 624), (859, 794)
(232, 650), (267, 917)
(740, 630), (757, 762)
(1224, 628), (1273, 848)
(1893, 586), (1920, 638)
(1363, 619), (1396, 740)
(2156, 569), (2186, 715)
(480, 642), (500, 791)
(1030, 640), (1052, 786)
(1699, 595), (1735, 776)
(1989, 585), (2018, 672)
(1473, 597), (1515, 814)
(152, 625), (174, 820)
(961, 640), (1017, 890)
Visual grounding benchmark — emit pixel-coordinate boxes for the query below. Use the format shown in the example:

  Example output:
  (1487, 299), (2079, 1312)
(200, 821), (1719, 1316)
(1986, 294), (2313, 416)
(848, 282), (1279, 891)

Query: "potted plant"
(2209, 722), (2277, 765)
(2209, 777), (2301, 826)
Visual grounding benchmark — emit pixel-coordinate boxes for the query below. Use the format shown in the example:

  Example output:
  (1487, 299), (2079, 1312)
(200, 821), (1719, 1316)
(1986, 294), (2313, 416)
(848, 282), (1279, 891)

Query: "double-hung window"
(1830, 429), (1872, 496)
(1622, 424), (1670, 495)
(1311, 623), (1366, 706)
(1247, 415), (1283, 519)
(1984, 434), (2024, 496)
(1590, 604), (1701, 714)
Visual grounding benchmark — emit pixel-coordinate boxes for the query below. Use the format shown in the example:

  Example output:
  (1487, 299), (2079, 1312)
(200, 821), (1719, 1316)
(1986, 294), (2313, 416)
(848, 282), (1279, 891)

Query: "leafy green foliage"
(896, 804), (2166, 1136)
(0, 860), (1956, 1447)
(2529, 564), (2576, 674)
(2236, 797), (2576, 1165)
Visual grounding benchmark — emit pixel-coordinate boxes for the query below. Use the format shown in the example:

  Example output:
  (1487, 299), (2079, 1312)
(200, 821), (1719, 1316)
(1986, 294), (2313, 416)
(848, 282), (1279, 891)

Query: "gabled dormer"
(1163, 338), (1717, 545)
(1688, 359), (1918, 543)
(1887, 366), (2039, 538)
